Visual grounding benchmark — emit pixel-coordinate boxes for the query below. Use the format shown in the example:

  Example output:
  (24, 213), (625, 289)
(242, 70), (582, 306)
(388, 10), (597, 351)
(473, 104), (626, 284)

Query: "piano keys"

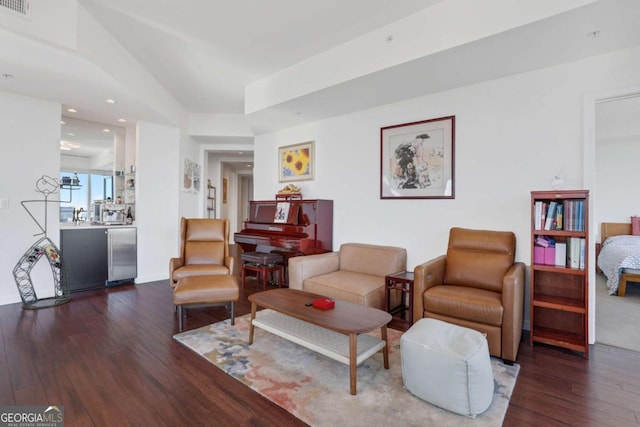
(234, 199), (333, 256)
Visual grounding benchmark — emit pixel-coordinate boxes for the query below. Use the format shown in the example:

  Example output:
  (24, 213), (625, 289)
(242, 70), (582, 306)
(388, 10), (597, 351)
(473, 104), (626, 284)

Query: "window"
(60, 171), (113, 222)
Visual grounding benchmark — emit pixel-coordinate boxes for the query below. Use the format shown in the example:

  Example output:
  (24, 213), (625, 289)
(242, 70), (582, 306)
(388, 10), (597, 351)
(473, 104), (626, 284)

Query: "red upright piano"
(234, 199), (333, 257)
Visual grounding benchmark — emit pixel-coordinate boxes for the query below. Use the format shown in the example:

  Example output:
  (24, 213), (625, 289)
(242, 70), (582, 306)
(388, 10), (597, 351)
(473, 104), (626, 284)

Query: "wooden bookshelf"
(530, 190), (589, 358)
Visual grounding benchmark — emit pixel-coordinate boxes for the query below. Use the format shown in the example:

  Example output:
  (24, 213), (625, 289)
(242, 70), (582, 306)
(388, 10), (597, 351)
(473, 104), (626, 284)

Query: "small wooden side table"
(384, 271), (415, 327)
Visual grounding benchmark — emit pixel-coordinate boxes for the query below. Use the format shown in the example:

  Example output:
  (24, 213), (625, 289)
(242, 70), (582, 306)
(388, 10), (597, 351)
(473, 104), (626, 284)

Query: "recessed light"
(60, 120), (66, 125)
(67, 108), (77, 113)
(103, 128), (111, 132)
(247, 164), (252, 168)
(60, 141), (80, 150)
(67, 133), (75, 136)
(238, 152), (243, 155)
(105, 99), (116, 104)
(117, 118), (127, 123)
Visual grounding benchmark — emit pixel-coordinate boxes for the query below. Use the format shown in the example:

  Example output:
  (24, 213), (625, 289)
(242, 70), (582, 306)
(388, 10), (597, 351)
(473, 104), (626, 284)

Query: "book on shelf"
(578, 201), (585, 231)
(535, 201), (566, 231)
(555, 242), (566, 267)
(566, 237), (583, 269)
(563, 200), (585, 231)
(567, 237), (587, 270)
(544, 201), (558, 230)
(555, 204), (563, 230)
(534, 201), (543, 230)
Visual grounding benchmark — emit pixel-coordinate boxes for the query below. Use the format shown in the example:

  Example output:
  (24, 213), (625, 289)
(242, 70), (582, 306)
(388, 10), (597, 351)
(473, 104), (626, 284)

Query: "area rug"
(174, 310), (519, 426)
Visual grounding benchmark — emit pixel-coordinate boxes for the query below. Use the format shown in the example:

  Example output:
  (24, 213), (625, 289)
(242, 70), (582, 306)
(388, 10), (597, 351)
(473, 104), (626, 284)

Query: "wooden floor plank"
(0, 260), (639, 426)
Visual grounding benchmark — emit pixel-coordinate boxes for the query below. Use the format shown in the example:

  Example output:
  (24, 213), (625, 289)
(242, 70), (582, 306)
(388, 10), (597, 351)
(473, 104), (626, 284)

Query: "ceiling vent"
(0, 0), (30, 18)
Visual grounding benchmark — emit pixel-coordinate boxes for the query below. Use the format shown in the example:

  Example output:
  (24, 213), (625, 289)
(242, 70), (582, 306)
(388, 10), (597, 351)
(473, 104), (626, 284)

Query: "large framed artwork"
(279, 141), (314, 182)
(380, 116), (455, 199)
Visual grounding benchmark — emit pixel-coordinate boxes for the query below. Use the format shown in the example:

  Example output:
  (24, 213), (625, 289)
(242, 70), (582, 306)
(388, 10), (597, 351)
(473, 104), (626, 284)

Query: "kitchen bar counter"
(60, 225), (137, 292)
(60, 222), (136, 230)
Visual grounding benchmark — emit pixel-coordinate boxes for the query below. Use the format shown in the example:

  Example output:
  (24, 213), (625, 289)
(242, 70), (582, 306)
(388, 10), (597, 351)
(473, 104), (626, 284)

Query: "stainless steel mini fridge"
(107, 227), (137, 284)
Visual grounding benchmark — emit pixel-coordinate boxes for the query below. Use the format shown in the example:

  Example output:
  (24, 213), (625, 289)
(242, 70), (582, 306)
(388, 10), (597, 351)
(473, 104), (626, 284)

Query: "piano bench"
(241, 252), (284, 290)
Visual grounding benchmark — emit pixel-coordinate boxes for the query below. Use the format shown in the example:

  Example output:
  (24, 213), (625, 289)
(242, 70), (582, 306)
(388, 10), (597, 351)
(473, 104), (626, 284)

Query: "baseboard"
(135, 274), (169, 284)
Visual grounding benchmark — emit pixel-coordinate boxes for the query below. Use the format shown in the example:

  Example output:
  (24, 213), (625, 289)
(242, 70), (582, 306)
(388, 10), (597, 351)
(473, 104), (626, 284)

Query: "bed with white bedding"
(597, 222), (640, 296)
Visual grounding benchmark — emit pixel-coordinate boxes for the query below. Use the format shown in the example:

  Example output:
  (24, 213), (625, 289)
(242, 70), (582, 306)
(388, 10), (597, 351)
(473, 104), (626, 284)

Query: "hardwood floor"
(1, 278), (639, 426)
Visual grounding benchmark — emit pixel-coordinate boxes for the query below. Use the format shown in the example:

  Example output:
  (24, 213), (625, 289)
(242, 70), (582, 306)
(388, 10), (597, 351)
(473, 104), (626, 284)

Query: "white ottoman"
(400, 318), (494, 417)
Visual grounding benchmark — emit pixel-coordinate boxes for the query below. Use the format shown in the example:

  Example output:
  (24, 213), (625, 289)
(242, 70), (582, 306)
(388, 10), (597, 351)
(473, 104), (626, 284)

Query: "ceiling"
(51, 0), (445, 162)
(2, 0), (640, 164)
(79, 0), (444, 114)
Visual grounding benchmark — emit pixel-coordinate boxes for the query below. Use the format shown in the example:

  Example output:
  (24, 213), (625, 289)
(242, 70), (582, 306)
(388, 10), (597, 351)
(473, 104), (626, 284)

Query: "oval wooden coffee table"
(248, 288), (392, 395)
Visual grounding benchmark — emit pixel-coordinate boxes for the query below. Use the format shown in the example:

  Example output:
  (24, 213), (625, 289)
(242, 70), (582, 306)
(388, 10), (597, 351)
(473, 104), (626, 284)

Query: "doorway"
(237, 174), (254, 229)
(204, 150), (254, 236)
(590, 92), (640, 352)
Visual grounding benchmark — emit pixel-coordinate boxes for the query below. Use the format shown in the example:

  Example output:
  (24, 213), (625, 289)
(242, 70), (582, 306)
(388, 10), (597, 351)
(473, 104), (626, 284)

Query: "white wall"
(0, 91), (61, 305)
(255, 45), (640, 267)
(61, 154), (91, 171)
(135, 121), (181, 283)
(254, 46), (640, 334)
(90, 144), (114, 170)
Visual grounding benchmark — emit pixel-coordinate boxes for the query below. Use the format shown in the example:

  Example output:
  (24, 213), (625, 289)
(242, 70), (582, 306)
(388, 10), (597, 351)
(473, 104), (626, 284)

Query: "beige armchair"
(169, 218), (234, 287)
(288, 243), (407, 309)
(413, 227), (525, 363)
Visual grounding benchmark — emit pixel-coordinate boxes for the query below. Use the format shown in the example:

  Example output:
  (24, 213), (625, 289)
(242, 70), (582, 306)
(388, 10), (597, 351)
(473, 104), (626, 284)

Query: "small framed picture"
(273, 202), (291, 223)
(279, 141), (314, 182)
(223, 178), (228, 204)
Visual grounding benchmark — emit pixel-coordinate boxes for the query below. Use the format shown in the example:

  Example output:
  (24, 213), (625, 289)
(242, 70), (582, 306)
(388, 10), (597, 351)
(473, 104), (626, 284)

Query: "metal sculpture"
(13, 174), (77, 309)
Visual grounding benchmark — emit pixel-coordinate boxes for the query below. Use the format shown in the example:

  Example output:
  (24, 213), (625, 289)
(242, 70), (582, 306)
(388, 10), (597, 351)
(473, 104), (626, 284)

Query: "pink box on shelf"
(544, 247), (555, 265)
(534, 246), (545, 264)
(632, 216), (640, 235)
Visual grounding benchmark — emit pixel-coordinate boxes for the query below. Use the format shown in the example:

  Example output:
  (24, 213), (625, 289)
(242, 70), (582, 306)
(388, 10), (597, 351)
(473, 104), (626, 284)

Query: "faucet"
(73, 207), (84, 225)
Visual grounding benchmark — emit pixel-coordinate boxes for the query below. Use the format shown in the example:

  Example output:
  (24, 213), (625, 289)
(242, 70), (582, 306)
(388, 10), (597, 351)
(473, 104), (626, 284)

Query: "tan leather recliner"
(412, 227), (525, 363)
(288, 243), (407, 309)
(169, 218), (234, 287)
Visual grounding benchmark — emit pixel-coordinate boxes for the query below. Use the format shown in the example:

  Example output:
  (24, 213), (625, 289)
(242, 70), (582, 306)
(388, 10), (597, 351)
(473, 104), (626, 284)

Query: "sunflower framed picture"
(278, 141), (314, 182)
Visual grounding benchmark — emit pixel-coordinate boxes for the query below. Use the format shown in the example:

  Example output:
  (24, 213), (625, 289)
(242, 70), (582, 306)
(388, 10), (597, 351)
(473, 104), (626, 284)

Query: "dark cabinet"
(61, 228), (108, 292)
